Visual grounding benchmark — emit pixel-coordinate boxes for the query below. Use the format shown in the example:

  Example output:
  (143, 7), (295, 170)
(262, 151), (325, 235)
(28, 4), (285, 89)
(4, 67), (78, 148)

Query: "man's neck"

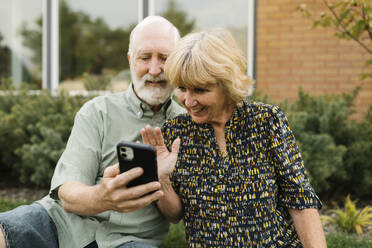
(150, 104), (163, 114)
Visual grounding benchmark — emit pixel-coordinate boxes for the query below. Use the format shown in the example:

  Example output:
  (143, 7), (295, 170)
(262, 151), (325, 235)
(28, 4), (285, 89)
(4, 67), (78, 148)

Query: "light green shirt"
(38, 84), (185, 248)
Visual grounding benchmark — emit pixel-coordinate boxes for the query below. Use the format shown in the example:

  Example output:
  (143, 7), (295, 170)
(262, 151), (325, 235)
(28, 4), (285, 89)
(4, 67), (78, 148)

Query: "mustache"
(142, 73), (166, 82)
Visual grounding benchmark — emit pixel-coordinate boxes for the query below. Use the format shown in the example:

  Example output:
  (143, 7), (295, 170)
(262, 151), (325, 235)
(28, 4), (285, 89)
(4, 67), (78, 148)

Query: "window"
(2, 0), (255, 90)
(155, 0), (255, 80)
(0, 0), (42, 88)
(59, 0), (138, 91)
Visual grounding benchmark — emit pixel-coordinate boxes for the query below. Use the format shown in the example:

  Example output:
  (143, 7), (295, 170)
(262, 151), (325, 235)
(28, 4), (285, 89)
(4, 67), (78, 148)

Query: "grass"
(162, 222), (372, 248)
(1, 197), (371, 247)
(326, 232), (372, 248)
(160, 222), (187, 248)
(0, 197), (31, 212)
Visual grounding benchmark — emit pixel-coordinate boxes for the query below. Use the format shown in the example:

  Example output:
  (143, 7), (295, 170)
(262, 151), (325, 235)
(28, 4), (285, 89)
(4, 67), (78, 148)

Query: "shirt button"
(137, 112), (141, 117)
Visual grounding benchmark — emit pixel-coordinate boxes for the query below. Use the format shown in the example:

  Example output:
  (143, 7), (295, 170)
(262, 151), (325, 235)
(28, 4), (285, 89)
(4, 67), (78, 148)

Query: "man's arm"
(58, 164), (163, 216)
(289, 208), (327, 248)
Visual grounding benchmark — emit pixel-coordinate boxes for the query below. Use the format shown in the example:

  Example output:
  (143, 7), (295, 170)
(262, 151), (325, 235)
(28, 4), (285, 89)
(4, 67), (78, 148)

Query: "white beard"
(131, 68), (174, 106)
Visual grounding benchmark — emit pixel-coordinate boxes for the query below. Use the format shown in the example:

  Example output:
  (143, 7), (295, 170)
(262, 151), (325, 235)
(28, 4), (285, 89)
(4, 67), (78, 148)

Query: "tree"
(0, 33), (11, 78)
(161, 0), (195, 37)
(21, 0), (131, 81)
(21, 0), (195, 81)
(298, 0), (372, 79)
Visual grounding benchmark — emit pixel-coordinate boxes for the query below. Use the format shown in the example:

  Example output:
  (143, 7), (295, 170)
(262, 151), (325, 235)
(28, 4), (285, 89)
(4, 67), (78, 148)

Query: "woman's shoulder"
(241, 99), (283, 118)
(163, 113), (192, 131)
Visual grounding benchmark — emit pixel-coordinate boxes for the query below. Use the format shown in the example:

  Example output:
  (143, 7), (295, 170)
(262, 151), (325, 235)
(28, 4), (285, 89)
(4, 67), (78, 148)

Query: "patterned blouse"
(162, 100), (321, 248)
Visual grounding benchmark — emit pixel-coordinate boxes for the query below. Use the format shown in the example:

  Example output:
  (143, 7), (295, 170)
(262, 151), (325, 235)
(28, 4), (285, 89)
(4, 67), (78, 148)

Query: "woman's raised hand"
(141, 125), (180, 180)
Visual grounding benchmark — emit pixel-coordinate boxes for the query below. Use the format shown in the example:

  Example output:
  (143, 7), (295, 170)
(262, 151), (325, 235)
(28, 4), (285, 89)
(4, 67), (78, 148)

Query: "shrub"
(1, 86), (371, 199)
(251, 87), (372, 200)
(322, 195), (372, 235)
(285, 88), (353, 196)
(83, 72), (112, 91)
(0, 89), (90, 187)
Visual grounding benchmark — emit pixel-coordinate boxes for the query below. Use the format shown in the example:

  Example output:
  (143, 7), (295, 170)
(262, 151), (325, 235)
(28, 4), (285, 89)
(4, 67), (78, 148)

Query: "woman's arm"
(156, 177), (183, 223)
(289, 208), (327, 248)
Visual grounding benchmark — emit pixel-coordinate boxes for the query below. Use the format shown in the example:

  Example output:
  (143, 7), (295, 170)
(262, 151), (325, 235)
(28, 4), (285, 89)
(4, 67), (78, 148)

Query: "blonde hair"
(165, 28), (253, 105)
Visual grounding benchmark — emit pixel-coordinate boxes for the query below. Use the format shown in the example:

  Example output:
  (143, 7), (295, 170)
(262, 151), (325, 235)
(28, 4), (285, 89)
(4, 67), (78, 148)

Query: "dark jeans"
(0, 203), (158, 248)
(0, 203), (59, 248)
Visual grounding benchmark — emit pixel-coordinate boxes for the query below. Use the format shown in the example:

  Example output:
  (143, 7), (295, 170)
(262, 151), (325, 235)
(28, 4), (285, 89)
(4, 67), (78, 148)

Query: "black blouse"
(162, 100), (321, 247)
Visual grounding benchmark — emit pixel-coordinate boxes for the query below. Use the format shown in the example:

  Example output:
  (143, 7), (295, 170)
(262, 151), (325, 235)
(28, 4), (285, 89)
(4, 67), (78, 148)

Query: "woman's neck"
(210, 104), (235, 130)
(210, 104), (235, 157)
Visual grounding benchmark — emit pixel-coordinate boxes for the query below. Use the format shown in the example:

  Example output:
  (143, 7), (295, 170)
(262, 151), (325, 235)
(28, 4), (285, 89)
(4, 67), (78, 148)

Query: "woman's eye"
(194, 88), (208, 93)
(177, 86), (186, 92)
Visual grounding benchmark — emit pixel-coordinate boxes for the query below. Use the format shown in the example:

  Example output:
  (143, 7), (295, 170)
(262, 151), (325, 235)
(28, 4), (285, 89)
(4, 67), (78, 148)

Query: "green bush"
(0, 86), (371, 199)
(283, 88), (372, 200)
(322, 195), (372, 235)
(83, 71), (112, 91)
(339, 119), (372, 199)
(0, 89), (90, 187)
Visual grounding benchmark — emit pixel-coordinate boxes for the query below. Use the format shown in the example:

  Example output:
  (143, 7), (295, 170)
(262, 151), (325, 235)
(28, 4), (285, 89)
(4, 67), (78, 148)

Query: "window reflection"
(59, 0), (138, 92)
(0, 0), (42, 89)
(155, 0), (248, 58)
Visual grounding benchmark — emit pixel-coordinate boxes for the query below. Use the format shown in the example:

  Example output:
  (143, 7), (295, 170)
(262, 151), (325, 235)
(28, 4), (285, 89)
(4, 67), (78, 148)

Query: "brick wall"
(256, 0), (372, 119)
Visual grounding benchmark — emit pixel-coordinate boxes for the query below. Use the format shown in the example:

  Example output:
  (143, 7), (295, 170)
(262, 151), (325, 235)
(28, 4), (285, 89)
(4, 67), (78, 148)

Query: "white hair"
(128, 16), (180, 59)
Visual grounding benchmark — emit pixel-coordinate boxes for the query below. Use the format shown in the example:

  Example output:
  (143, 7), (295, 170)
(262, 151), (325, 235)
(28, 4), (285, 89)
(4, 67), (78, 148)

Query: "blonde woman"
(141, 29), (326, 247)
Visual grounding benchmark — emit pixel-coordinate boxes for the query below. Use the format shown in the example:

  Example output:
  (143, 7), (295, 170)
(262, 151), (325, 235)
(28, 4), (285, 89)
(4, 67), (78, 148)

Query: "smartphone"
(116, 141), (158, 187)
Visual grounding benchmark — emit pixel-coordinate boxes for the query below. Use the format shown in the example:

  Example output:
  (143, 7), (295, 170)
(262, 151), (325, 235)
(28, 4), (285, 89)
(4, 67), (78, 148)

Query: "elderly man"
(0, 16), (184, 248)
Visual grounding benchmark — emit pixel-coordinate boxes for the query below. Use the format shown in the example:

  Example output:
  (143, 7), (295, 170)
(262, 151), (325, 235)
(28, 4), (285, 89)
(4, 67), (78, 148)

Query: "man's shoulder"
(78, 92), (126, 115)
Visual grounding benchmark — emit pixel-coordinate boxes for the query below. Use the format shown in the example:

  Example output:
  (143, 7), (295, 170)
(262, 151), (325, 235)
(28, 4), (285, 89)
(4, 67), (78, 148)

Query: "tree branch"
(323, 0), (372, 54)
(361, 1), (372, 41)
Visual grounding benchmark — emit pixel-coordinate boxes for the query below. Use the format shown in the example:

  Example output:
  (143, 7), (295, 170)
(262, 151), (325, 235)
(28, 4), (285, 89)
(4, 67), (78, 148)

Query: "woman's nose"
(184, 93), (197, 107)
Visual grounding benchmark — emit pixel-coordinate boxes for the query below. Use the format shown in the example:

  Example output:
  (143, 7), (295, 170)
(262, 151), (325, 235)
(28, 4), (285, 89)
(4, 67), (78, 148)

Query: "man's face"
(129, 23), (175, 106)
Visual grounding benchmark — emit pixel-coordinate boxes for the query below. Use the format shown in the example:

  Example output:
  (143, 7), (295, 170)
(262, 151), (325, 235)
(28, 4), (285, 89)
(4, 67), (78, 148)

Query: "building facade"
(256, 0), (372, 119)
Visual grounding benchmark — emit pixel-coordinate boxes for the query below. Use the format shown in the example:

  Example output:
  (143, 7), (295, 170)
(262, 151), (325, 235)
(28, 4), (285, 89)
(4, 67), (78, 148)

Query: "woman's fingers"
(145, 125), (157, 146)
(154, 127), (165, 146)
(141, 125), (158, 146)
(171, 137), (180, 155)
(140, 128), (149, 144)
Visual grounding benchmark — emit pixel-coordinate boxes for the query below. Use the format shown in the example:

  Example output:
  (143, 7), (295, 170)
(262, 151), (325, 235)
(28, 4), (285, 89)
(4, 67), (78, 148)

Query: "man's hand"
(58, 163), (163, 216)
(98, 163), (163, 213)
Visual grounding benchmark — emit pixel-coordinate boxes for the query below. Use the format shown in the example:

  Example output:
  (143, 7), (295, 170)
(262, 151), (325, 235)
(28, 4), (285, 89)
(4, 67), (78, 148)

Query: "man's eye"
(139, 56), (150, 61)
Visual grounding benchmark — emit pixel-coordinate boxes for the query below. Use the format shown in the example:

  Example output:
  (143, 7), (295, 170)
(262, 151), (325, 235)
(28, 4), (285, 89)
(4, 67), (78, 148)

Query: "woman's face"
(176, 84), (230, 124)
